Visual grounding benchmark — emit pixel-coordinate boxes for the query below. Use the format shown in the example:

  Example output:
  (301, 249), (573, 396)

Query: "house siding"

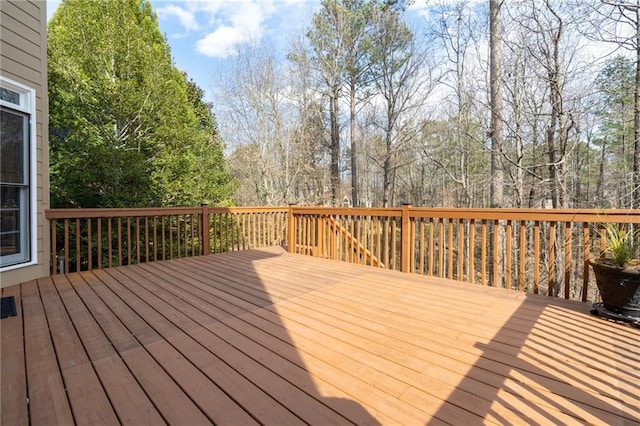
(1, 0), (50, 287)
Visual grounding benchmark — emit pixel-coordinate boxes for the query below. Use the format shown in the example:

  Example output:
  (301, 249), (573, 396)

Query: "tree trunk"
(489, 0), (504, 287)
(330, 84), (340, 205)
(350, 79), (358, 206)
(489, 0), (504, 209)
(634, 0), (640, 209)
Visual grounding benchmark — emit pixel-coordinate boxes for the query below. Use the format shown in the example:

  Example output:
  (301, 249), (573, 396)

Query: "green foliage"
(48, 0), (232, 208)
(600, 223), (640, 267)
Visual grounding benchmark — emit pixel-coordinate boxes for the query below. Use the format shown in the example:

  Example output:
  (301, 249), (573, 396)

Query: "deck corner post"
(288, 204), (296, 253)
(201, 204), (210, 255)
(401, 203), (412, 273)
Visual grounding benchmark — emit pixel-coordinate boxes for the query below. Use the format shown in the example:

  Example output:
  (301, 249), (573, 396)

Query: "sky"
(46, 0), (433, 103)
(45, 0), (327, 102)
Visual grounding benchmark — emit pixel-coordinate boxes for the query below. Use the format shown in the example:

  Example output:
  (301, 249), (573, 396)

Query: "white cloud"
(156, 4), (200, 31)
(194, 0), (277, 58)
(196, 25), (245, 57)
(154, 0), (313, 59)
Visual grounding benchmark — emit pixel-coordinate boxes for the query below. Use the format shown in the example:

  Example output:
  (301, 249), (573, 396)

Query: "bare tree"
(368, 8), (432, 207)
(307, 0), (348, 205)
(219, 42), (297, 205)
(423, 0), (488, 207)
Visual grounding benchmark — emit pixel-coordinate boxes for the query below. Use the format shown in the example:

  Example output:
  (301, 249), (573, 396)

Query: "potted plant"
(589, 223), (640, 323)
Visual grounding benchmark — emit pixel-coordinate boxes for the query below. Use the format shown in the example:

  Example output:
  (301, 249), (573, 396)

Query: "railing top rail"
(45, 207), (204, 219)
(207, 206), (289, 214)
(291, 206), (403, 217)
(407, 208), (640, 222)
(45, 206), (290, 219)
(290, 206), (640, 222)
(45, 206), (640, 223)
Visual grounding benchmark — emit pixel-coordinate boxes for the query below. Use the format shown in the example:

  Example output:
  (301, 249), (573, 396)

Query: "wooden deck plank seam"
(96, 267), (337, 425)
(1, 284), (29, 426)
(71, 271), (218, 424)
(84, 269), (260, 425)
(126, 268), (476, 424)
(144, 256), (596, 422)
(103, 264), (368, 424)
(170, 253), (640, 422)
(51, 273), (170, 425)
(5, 249), (638, 425)
(129, 262), (460, 424)
(37, 276), (121, 424)
(33, 280), (78, 425)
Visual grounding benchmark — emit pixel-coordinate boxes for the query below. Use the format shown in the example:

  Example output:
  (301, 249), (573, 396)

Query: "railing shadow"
(426, 294), (640, 424)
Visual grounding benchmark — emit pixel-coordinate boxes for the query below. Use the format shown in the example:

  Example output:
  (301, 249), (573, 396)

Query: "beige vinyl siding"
(1, 0), (49, 287)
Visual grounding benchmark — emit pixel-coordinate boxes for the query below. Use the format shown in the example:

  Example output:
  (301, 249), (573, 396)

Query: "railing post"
(288, 204), (296, 253)
(200, 204), (210, 255)
(401, 203), (412, 273)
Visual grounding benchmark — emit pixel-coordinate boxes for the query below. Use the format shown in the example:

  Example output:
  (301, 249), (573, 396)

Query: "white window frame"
(0, 76), (37, 271)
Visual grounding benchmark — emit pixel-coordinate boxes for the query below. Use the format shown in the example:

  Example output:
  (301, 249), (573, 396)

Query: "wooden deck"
(1, 247), (638, 425)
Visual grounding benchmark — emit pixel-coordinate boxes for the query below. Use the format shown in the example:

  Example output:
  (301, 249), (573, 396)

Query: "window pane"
(0, 186), (22, 256)
(0, 88), (20, 105)
(0, 108), (27, 184)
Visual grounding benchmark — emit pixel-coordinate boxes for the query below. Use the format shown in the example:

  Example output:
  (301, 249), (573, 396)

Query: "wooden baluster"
(136, 217), (141, 264)
(582, 223), (591, 302)
(519, 221), (526, 292)
(97, 218), (102, 269)
(469, 219), (475, 284)
(505, 220), (512, 289)
(447, 219), (454, 279)
(87, 218), (92, 271)
(480, 220), (487, 285)
(548, 221), (556, 296)
(118, 218), (123, 267)
(51, 219), (57, 274)
(457, 219), (464, 280)
(438, 218), (445, 278)
(75, 218), (81, 272)
(564, 222), (572, 299)
(534, 221), (540, 294)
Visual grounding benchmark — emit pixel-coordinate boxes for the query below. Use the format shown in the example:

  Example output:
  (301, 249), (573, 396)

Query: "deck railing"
(288, 206), (640, 303)
(46, 206), (287, 275)
(46, 205), (640, 302)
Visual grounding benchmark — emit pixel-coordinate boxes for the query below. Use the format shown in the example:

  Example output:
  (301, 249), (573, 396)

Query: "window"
(0, 77), (36, 269)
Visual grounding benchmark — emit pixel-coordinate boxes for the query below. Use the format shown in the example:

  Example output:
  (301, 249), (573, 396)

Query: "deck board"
(37, 276), (119, 425)
(52, 274), (165, 425)
(0, 283), (28, 426)
(21, 280), (74, 425)
(2, 247), (639, 425)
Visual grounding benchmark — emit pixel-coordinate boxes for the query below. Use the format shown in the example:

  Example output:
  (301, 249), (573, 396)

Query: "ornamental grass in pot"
(589, 223), (640, 321)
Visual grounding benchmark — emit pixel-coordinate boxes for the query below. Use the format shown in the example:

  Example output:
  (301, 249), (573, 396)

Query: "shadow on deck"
(2, 247), (639, 424)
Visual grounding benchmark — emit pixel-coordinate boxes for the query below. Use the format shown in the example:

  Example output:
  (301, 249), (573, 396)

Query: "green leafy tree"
(48, 0), (232, 208)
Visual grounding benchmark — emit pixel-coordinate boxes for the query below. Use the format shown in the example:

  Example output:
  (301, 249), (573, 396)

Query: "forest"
(47, 0), (640, 211)
(219, 0), (640, 210)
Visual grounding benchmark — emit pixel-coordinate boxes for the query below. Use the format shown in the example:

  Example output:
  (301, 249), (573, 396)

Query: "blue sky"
(46, 0), (434, 102)
(47, 0), (326, 101)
